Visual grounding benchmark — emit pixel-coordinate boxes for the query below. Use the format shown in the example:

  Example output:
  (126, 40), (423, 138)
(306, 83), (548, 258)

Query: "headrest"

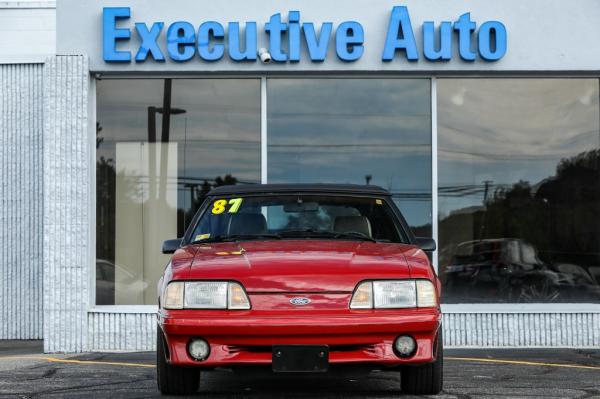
(333, 216), (372, 237)
(228, 213), (267, 235)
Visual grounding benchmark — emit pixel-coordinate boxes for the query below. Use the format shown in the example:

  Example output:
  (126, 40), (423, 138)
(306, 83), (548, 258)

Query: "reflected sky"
(267, 79), (432, 230)
(97, 79), (261, 143)
(438, 79), (600, 218)
(97, 78), (261, 185)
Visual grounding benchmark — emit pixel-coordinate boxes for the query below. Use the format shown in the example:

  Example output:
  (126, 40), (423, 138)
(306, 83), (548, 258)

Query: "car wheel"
(156, 325), (200, 395)
(400, 331), (443, 395)
(514, 279), (561, 303)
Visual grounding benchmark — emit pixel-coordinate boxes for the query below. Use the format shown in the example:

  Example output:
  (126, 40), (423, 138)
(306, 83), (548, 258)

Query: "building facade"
(1, 0), (599, 352)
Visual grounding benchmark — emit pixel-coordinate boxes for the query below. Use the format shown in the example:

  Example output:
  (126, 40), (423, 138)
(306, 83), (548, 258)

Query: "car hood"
(178, 240), (419, 293)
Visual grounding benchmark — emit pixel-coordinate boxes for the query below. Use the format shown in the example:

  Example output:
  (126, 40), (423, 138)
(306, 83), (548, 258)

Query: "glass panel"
(96, 79), (260, 305)
(267, 79), (432, 236)
(438, 79), (600, 303)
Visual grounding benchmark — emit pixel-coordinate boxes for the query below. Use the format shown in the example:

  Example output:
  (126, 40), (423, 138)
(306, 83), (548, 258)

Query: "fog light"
(188, 338), (210, 361)
(394, 335), (416, 357)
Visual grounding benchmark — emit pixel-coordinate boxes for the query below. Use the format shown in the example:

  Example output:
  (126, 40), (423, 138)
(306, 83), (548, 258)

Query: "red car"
(157, 184), (442, 395)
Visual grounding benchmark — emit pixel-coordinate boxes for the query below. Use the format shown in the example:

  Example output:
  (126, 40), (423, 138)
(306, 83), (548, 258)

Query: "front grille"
(226, 344), (377, 354)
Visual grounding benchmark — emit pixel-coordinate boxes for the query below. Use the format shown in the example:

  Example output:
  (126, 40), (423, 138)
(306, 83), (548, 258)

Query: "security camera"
(258, 48), (272, 63)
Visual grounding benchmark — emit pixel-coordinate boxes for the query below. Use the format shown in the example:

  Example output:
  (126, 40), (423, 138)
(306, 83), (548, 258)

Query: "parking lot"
(0, 342), (599, 399)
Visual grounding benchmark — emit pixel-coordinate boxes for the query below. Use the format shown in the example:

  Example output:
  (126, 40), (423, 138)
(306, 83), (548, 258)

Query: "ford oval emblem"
(290, 297), (311, 306)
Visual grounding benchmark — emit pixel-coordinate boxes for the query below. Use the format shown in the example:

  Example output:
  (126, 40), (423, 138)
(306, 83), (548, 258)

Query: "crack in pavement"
(25, 377), (152, 398)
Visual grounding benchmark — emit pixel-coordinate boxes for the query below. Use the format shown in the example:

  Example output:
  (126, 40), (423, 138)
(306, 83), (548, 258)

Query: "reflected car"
(96, 259), (149, 305)
(552, 263), (600, 300)
(442, 238), (588, 302)
(156, 184), (442, 395)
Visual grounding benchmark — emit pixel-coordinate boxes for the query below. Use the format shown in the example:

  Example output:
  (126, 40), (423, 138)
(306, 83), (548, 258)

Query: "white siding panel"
(0, 63), (43, 340)
(88, 312), (156, 352)
(443, 312), (600, 348)
(86, 311), (600, 351)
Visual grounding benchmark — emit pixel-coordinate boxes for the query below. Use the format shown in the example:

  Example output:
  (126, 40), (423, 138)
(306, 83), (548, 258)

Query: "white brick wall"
(42, 55), (90, 352)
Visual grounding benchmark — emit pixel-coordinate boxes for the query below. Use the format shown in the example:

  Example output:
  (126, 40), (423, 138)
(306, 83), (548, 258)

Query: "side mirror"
(162, 238), (183, 254)
(416, 237), (436, 252)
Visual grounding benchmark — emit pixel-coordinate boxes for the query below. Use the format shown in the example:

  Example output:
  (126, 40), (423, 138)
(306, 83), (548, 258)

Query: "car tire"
(156, 325), (200, 395)
(400, 331), (443, 395)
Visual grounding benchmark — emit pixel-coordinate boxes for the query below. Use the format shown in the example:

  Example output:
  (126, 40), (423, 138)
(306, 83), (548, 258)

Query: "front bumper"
(158, 308), (441, 368)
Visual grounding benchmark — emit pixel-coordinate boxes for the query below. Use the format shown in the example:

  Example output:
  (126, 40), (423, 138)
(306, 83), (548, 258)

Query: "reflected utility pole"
(478, 180), (493, 240)
(146, 79), (186, 202)
(146, 80), (187, 143)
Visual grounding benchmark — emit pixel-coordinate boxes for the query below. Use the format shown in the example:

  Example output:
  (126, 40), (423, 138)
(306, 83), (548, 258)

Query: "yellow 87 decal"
(212, 198), (243, 214)
(212, 199), (227, 214)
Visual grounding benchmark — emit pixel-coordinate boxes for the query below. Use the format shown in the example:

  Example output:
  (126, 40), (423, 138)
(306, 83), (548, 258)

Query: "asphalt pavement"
(0, 341), (599, 398)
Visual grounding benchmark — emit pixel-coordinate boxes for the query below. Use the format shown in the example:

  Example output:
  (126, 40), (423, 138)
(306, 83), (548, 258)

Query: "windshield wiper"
(191, 233), (281, 244)
(278, 229), (335, 238)
(333, 231), (377, 243)
(278, 229), (378, 243)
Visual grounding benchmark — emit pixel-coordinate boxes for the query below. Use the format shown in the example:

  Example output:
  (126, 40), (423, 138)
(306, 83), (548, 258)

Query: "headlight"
(185, 282), (228, 308)
(162, 281), (250, 310)
(374, 281), (416, 308)
(350, 280), (437, 309)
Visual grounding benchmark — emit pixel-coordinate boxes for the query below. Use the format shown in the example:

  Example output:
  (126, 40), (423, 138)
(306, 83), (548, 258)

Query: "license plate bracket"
(272, 345), (329, 373)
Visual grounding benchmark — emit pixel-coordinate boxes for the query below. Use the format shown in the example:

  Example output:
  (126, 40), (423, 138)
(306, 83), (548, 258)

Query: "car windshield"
(189, 194), (405, 244)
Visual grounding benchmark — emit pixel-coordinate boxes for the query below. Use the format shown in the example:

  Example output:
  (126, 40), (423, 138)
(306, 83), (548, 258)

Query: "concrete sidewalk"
(0, 340), (43, 357)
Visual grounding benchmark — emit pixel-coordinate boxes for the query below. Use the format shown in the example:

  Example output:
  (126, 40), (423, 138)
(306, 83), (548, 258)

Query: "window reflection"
(438, 79), (600, 303)
(96, 79), (260, 305)
(267, 78), (432, 235)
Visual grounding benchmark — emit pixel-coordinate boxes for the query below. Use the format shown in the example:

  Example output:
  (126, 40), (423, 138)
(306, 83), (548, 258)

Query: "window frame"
(88, 74), (600, 314)
(434, 76), (600, 307)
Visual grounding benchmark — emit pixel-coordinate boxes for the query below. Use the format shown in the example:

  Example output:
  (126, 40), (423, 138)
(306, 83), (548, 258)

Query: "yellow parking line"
(0, 356), (155, 368)
(446, 356), (600, 371)
(2, 355), (598, 371)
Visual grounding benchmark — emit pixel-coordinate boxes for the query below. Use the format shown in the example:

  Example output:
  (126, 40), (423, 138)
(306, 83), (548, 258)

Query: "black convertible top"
(208, 183), (390, 196)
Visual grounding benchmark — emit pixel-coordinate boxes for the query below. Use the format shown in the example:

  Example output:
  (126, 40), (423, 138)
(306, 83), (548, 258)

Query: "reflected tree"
(177, 174), (240, 236)
(96, 156), (115, 305)
(96, 156), (115, 264)
(439, 149), (600, 303)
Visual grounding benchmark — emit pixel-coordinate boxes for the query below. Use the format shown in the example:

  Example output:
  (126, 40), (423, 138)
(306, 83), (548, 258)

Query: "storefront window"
(96, 79), (260, 305)
(438, 79), (600, 303)
(267, 78), (432, 236)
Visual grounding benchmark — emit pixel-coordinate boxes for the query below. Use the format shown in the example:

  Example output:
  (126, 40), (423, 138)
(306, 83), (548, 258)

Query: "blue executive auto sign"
(103, 6), (507, 63)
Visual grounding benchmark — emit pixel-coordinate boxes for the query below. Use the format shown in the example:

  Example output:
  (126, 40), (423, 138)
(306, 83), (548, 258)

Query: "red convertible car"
(157, 184), (442, 395)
